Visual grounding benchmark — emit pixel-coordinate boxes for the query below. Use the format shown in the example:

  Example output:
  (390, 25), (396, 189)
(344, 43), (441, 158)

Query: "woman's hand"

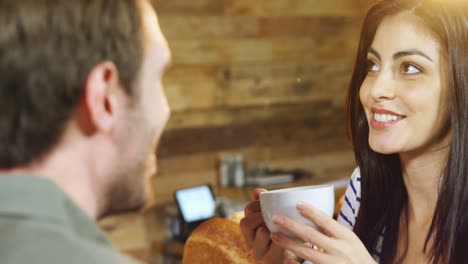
(270, 202), (376, 264)
(240, 188), (288, 263)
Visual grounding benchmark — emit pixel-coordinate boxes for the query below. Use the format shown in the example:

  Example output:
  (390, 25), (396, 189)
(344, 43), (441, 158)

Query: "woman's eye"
(401, 63), (421, 75)
(366, 60), (380, 73)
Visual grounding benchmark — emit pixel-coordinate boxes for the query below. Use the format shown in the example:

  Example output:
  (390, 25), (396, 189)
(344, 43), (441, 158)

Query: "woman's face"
(359, 12), (451, 155)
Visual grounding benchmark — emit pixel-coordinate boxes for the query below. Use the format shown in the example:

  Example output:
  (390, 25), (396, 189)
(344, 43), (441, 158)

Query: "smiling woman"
(240, 0), (468, 263)
(359, 11), (450, 156)
(345, 0), (468, 263)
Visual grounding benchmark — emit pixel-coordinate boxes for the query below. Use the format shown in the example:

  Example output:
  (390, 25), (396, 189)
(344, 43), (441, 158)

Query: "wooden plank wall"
(103, 0), (378, 262)
(154, 0), (366, 206)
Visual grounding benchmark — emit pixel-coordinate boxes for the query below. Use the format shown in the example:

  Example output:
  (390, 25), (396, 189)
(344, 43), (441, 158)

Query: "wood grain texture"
(163, 66), (219, 111)
(163, 61), (353, 112)
(159, 16), (358, 40)
(157, 124), (253, 157)
(224, 0), (361, 16)
(157, 119), (346, 158)
(164, 101), (335, 129)
(153, 0), (363, 16)
(169, 37), (357, 65)
(152, 0), (224, 15)
(156, 135), (352, 177)
(218, 61), (352, 107)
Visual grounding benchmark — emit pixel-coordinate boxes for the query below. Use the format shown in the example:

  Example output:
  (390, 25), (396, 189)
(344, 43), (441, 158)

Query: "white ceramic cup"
(259, 184), (334, 240)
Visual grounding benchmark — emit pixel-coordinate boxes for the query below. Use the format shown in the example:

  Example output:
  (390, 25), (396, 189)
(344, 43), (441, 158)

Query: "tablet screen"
(175, 185), (216, 223)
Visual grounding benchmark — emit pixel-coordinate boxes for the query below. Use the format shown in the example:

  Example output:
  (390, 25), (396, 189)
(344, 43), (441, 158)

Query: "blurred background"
(99, 0), (376, 263)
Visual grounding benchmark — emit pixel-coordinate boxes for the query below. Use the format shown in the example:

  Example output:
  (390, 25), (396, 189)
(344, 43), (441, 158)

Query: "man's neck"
(0, 145), (100, 220)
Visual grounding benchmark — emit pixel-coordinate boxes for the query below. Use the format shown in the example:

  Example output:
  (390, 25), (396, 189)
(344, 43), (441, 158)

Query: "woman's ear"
(81, 61), (120, 133)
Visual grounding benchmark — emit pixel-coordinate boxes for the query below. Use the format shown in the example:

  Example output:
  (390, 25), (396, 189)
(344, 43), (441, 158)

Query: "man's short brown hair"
(0, 0), (145, 168)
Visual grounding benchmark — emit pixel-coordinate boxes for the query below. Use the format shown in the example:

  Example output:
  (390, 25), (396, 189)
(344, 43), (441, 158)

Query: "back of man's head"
(0, 0), (145, 168)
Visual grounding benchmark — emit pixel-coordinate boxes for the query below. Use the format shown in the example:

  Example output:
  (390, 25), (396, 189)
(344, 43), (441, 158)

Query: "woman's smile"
(369, 108), (406, 130)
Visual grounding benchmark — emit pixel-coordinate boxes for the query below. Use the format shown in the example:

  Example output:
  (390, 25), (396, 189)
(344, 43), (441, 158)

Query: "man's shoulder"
(0, 216), (134, 263)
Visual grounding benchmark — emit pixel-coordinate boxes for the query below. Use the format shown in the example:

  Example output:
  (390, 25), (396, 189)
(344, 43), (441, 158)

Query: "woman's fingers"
(244, 200), (261, 216)
(285, 259), (301, 264)
(296, 202), (351, 240)
(240, 189), (277, 260)
(253, 225), (272, 259)
(240, 211), (267, 246)
(252, 188), (267, 200)
(270, 202), (377, 264)
(272, 215), (336, 252)
(271, 232), (333, 264)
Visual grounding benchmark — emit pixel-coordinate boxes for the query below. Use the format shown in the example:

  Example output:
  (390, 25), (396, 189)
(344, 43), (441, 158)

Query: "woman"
(240, 0), (468, 263)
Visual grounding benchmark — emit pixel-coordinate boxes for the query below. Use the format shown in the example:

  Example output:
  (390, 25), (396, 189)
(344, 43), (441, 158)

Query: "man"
(0, 0), (170, 263)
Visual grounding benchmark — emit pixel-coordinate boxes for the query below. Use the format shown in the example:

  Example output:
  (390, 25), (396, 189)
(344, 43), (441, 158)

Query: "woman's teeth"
(373, 113), (403, 123)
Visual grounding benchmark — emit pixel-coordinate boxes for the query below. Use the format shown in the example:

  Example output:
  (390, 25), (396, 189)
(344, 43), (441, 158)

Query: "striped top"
(337, 168), (384, 263)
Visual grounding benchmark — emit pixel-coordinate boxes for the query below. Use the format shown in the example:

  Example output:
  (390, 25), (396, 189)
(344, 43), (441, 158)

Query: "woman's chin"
(369, 141), (400, 155)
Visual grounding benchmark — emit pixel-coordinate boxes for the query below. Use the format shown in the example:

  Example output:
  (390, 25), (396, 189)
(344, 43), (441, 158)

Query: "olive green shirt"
(0, 175), (139, 264)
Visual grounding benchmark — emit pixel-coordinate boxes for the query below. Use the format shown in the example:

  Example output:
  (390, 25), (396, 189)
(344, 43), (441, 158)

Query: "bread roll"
(182, 218), (264, 264)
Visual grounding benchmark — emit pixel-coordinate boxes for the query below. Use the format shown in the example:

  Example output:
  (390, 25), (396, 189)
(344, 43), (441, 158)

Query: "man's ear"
(81, 61), (120, 133)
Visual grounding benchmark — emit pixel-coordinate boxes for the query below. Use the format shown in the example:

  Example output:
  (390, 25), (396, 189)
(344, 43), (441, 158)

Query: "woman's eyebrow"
(368, 47), (381, 60)
(368, 47), (434, 63)
(393, 49), (433, 62)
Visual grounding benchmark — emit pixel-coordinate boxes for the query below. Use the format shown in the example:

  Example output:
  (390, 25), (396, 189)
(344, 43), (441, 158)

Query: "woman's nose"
(369, 72), (396, 101)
